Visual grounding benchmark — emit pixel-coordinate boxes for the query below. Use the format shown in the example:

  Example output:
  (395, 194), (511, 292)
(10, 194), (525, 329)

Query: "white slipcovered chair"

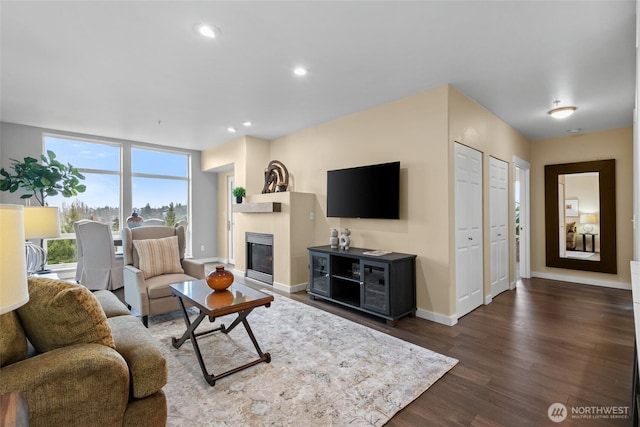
(121, 225), (204, 327)
(74, 220), (124, 290)
(73, 219), (90, 283)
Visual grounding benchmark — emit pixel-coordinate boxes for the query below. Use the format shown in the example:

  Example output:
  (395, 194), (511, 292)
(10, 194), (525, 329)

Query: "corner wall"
(268, 85), (451, 315)
(531, 127), (633, 287)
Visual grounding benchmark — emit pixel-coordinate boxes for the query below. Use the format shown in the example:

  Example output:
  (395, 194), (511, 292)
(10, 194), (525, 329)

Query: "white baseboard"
(273, 281), (308, 294)
(235, 269), (307, 294)
(484, 294), (493, 305)
(531, 271), (631, 290)
(416, 307), (458, 326)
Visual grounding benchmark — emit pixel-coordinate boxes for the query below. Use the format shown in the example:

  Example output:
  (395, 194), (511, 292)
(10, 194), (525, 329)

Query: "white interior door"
(490, 157), (509, 297)
(455, 143), (483, 319)
(558, 182), (566, 258)
(227, 175), (235, 264)
(513, 156), (531, 282)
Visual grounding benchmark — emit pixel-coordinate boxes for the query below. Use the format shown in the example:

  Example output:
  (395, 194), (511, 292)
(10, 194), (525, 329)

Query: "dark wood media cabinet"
(307, 246), (417, 326)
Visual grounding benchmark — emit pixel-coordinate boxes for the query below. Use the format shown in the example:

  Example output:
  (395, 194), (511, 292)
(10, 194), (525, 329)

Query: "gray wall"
(0, 122), (218, 260)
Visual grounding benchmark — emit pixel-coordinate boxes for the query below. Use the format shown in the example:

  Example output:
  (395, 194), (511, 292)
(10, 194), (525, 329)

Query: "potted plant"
(232, 186), (246, 204)
(0, 150), (86, 206)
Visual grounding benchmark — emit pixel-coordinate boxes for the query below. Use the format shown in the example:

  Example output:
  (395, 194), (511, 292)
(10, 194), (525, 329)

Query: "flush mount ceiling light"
(227, 127), (237, 133)
(242, 121), (252, 127)
(196, 24), (220, 39)
(548, 99), (577, 119)
(293, 67), (308, 76)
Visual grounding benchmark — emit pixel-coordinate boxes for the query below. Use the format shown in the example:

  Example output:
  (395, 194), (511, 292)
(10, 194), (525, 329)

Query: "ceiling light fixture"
(196, 24), (219, 39)
(227, 127), (237, 133)
(242, 121), (252, 127)
(293, 67), (308, 76)
(548, 99), (577, 119)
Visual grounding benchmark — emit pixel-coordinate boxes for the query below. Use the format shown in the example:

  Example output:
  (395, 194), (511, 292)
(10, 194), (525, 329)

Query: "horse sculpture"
(262, 160), (289, 193)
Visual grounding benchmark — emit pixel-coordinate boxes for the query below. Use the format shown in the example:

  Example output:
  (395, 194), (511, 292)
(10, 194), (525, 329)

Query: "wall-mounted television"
(327, 161), (400, 219)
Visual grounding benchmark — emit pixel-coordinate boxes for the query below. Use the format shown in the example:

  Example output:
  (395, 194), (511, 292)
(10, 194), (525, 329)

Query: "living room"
(1, 1), (639, 426)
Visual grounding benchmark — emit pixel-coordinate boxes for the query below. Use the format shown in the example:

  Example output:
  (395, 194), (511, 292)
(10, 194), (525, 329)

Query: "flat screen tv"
(327, 161), (400, 219)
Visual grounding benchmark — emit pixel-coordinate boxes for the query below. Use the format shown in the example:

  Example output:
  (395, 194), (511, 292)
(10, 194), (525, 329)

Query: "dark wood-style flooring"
(118, 275), (635, 426)
(287, 278), (635, 426)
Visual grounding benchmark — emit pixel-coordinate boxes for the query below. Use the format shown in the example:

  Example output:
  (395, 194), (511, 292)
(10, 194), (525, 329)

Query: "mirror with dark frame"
(544, 159), (617, 274)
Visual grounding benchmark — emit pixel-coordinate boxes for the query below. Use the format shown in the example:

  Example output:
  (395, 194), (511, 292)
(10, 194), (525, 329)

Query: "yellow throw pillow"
(17, 277), (115, 353)
(133, 236), (184, 279)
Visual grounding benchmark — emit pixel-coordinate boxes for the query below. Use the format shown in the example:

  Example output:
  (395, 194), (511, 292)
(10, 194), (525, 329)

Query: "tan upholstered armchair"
(121, 225), (204, 327)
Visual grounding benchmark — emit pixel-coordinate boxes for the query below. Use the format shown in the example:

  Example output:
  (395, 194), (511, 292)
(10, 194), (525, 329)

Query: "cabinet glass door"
(361, 261), (389, 314)
(309, 253), (330, 297)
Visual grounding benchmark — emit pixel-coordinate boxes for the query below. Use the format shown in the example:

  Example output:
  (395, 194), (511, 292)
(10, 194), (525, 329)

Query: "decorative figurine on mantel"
(339, 228), (351, 250)
(261, 160), (289, 193)
(329, 229), (339, 248)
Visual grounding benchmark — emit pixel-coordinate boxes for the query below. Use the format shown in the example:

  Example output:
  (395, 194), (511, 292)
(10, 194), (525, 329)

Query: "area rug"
(148, 291), (458, 427)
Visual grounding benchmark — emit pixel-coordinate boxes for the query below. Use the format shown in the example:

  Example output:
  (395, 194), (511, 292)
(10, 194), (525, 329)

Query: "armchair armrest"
(124, 265), (149, 316)
(182, 259), (205, 279)
(0, 343), (129, 427)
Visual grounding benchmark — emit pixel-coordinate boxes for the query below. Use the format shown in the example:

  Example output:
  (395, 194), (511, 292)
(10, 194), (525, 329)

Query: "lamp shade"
(580, 214), (597, 225)
(24, 206), (61, 239)
(0, 205), (29, 314)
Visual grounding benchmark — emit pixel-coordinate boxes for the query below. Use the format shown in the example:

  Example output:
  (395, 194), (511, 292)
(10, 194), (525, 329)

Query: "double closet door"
(454, 144), (509, 319)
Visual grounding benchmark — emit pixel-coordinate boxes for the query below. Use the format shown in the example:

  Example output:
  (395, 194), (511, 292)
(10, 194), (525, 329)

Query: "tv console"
(307, 246), (416, 326)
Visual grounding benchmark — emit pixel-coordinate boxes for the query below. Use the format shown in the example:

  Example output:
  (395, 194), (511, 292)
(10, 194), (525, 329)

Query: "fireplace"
(246, 232), (273, 285)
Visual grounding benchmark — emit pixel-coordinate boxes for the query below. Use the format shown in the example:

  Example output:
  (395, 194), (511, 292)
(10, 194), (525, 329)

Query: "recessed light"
(196, 24), (219, 39)
(227, 127), (237, 133)
(568, 128), (582, 134)
(242, 121), (252, 127)
(293, 67), (308, 76)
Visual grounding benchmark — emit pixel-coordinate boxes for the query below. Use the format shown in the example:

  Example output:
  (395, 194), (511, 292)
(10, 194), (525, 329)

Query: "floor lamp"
(0, 205), (29, 314)
(23, 206), (61, 274)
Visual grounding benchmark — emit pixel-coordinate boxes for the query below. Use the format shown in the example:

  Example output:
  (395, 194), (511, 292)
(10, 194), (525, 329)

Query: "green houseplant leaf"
(0, 151), (86, 206)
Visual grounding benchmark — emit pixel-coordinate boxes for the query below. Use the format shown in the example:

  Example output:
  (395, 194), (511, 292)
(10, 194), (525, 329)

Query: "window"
(40, 135), (192, 268)
(44, 135), (121, 265)
(131, 148), (190, 255)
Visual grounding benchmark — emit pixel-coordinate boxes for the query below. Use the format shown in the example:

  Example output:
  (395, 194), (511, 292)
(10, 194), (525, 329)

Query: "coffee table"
(169, 280), (274, 386)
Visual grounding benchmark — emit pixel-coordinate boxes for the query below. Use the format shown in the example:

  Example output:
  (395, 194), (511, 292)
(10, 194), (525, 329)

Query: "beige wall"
(531, 126), (633, 286)
(201, 84), (533, 321)
(268, 85), (451, 314)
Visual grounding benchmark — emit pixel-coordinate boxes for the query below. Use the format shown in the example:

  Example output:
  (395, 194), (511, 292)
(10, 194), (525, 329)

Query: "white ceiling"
(1, 1), (636, 152)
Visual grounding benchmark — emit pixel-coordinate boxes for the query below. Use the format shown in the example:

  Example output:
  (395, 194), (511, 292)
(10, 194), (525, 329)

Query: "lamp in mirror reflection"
(580, 213), (598, 233)
(24, 206), (61, 274)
